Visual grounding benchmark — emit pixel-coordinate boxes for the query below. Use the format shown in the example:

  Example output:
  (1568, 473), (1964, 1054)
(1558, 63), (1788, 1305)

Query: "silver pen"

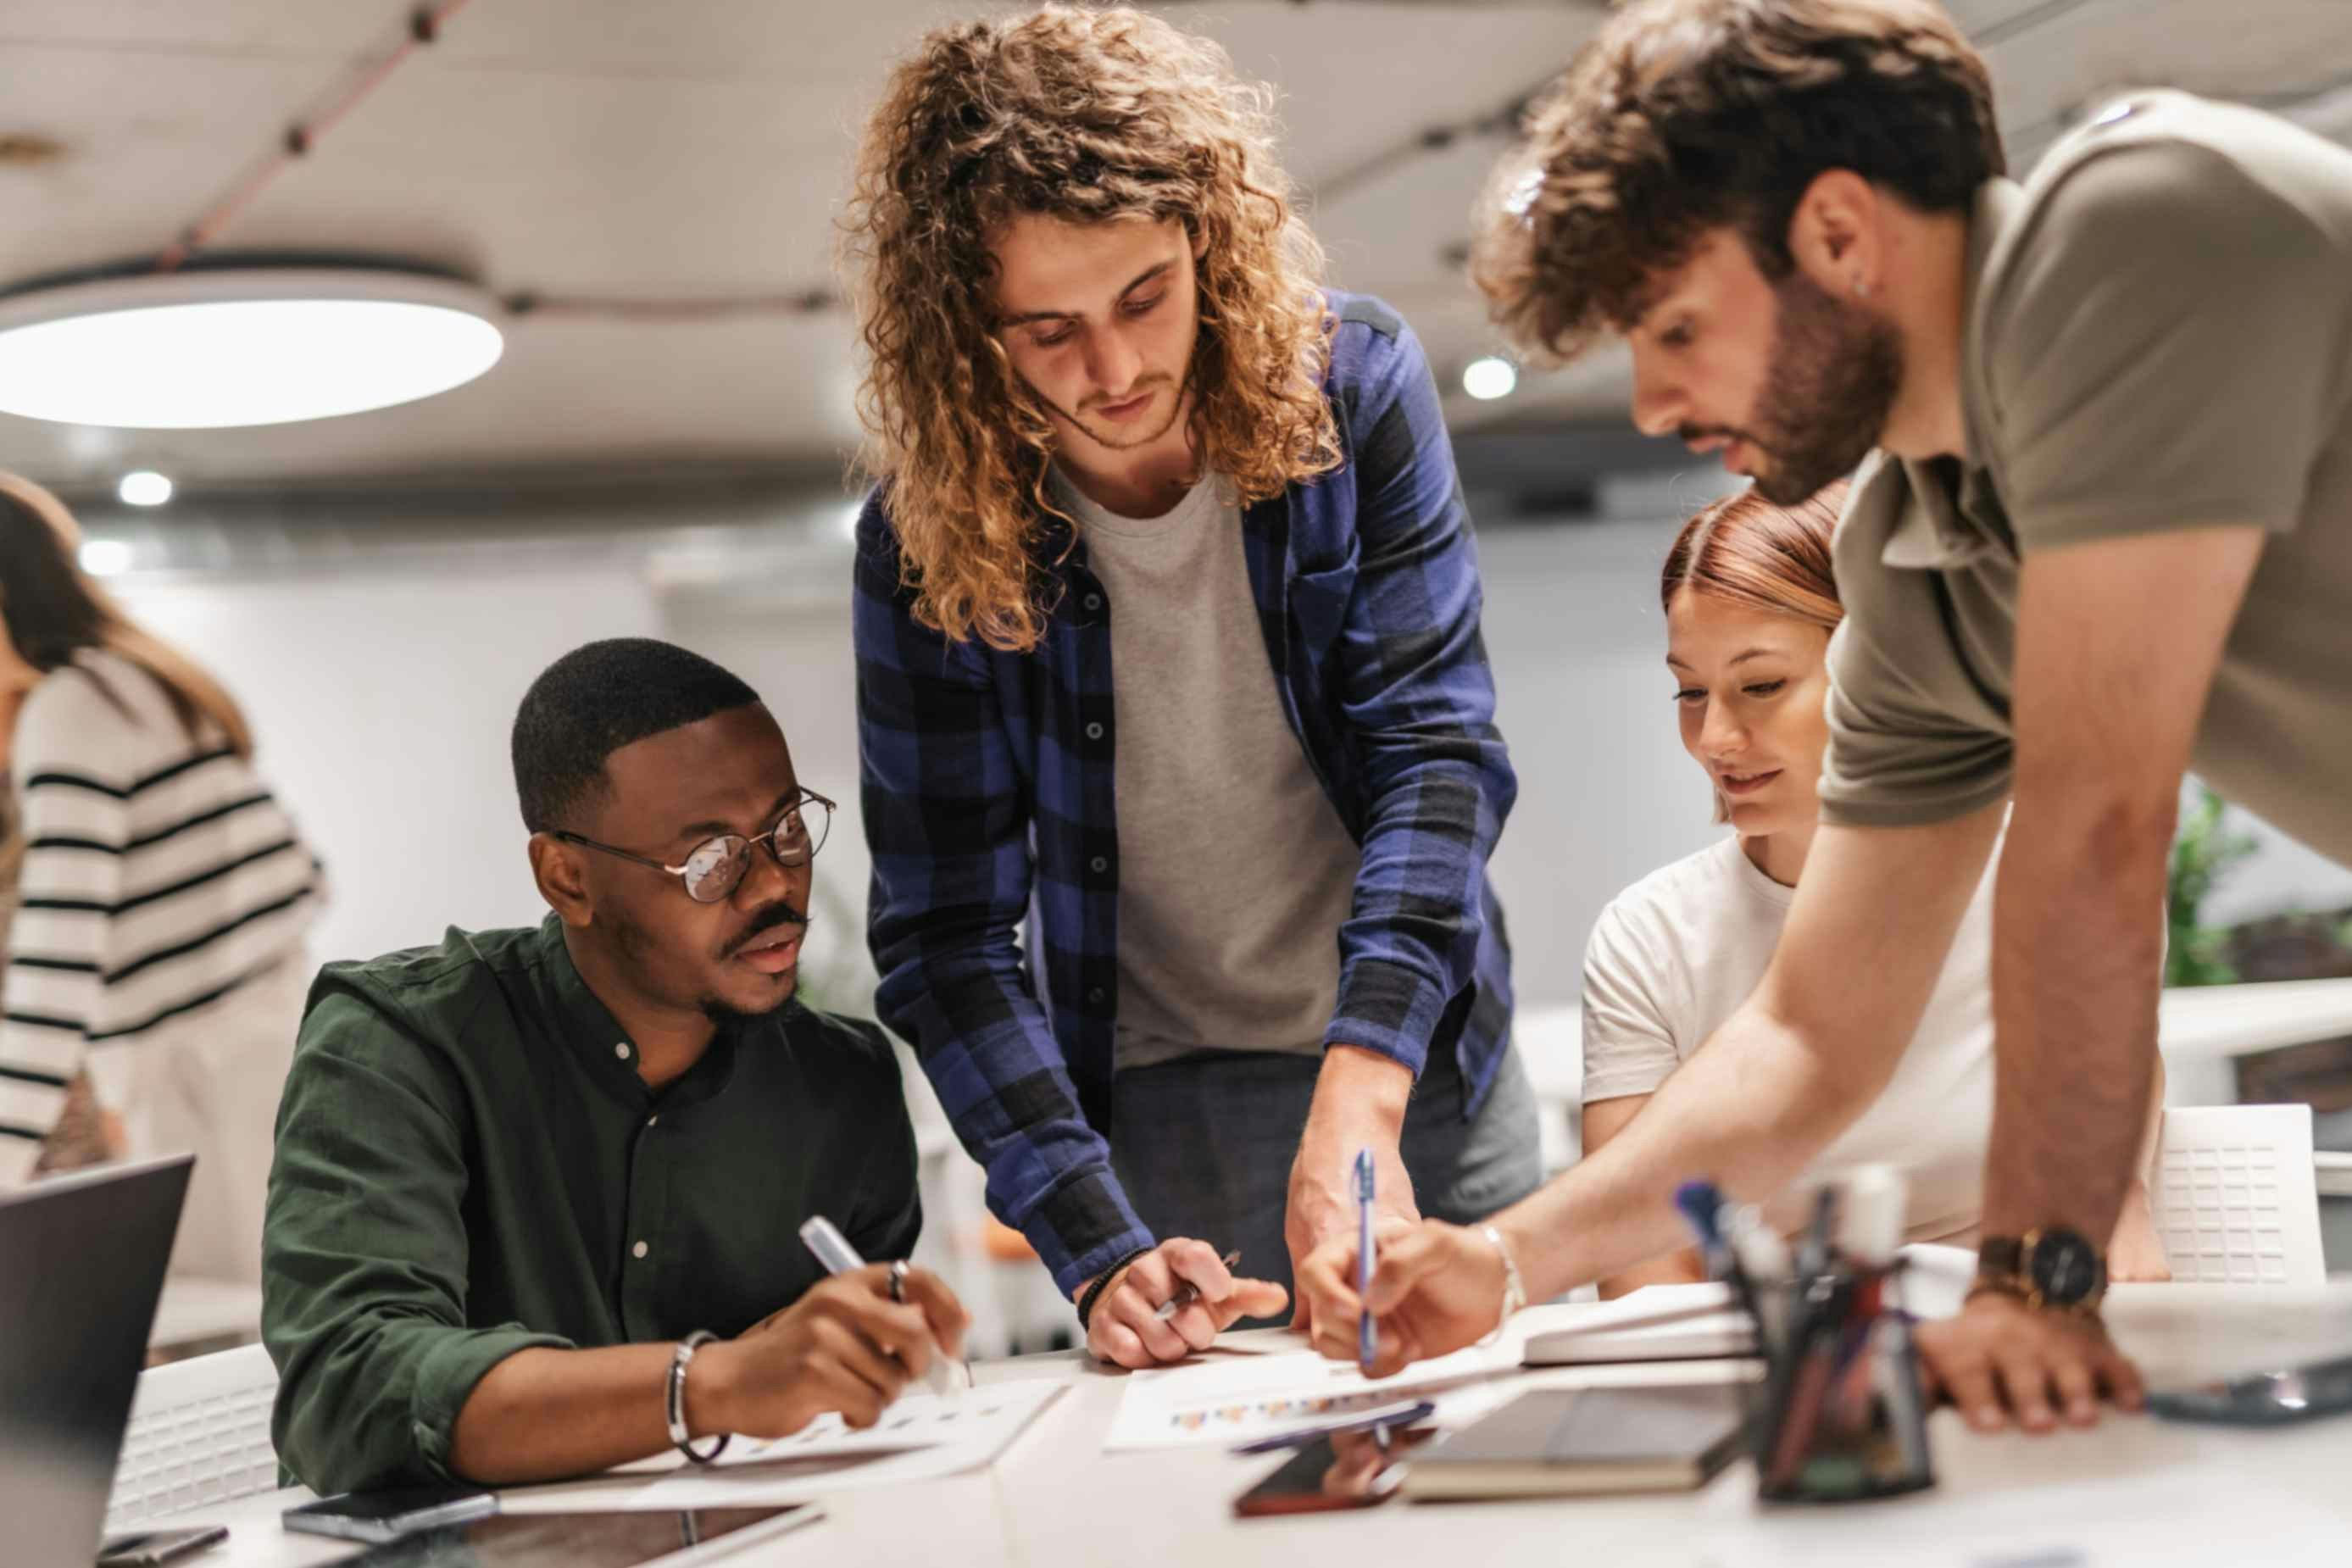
(1155, 1249), (1244, 1321)
(798, 1215), (973, 1394)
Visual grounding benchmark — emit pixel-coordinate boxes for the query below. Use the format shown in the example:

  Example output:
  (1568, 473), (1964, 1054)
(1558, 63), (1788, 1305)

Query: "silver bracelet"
(666, 1330), (731, 1464)
(1476, 1224), (1527, 1345)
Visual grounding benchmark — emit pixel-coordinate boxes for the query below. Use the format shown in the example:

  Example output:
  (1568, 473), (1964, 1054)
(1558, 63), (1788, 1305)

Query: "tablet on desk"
(332, 1508), (820, 1568)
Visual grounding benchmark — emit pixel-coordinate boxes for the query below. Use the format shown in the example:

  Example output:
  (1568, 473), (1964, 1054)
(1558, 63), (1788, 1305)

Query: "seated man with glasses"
(263, 637), (968, 1493)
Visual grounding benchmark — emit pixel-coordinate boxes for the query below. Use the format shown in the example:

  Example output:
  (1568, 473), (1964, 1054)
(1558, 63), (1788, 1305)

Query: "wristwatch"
(1974, 1226), (2108, 1315)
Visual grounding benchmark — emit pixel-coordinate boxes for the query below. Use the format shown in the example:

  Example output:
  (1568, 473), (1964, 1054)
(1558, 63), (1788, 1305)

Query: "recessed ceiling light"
(117, 469), (172, 506)
(0, 264), (503, 429)
(1462, 355), (1517, 402)
(78, 538), (134, 577)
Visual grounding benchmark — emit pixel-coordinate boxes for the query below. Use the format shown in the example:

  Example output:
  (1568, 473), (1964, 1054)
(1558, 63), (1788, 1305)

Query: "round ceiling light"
(1461, 355), (1518, 402)
(0, 264), (504, 429)
(117, 470), (173, 506)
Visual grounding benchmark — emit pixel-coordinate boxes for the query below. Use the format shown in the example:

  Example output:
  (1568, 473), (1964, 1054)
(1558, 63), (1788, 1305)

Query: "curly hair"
(1472, 0), (2002, 364)
(840, 4), (1342, 652)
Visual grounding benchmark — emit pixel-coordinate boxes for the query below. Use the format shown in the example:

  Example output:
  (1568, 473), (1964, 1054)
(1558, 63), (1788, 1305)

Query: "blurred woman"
(0, 473), (321, 1282)
(1579, 481), (2166, 1294)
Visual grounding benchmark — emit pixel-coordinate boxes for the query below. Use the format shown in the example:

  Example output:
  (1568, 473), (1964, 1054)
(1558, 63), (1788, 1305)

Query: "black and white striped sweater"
(1, 650), (320, 1181)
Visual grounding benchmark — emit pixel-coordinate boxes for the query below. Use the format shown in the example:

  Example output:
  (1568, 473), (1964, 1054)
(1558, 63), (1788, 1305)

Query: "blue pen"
(1354, 1148), (1377, 1372)
(1673, 1179), (1768, 1363)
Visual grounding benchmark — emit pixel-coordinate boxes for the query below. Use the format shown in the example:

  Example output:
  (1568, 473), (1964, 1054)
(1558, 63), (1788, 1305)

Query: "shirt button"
(632, 1240), (649, 1259)
(1090, 855), (1109, 875)
(614, 1043), (631, 1060)
(1084, 721), (1104, 741)
(1087, 987), (1106, 1004)
(1083, 593), (1103, 612)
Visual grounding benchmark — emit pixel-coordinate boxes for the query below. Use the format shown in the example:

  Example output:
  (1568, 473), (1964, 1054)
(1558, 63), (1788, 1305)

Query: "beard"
(1034, 366), (1193, 453)
(700, 899), (809, 1023)
(1689, 270), (1904, 507)
(603, 898), (808, 1026)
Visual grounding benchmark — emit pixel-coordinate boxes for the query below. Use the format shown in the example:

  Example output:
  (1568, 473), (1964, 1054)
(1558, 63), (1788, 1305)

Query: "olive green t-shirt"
(1821, 90), (2352, 869)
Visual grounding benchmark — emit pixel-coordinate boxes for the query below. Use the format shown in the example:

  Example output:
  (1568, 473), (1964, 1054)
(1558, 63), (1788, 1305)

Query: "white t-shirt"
(1579, 833), (1997, 1243)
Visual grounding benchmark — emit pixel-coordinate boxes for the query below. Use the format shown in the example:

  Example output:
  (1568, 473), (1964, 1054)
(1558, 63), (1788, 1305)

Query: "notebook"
(1402, 1384), (1748, 1500)
(1518, 1282), (1756, 1365)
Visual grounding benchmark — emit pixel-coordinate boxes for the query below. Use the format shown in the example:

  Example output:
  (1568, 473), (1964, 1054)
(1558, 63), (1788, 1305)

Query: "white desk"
(169, 1285), (2352, 1568)
(2158, 978), (2352, 1062)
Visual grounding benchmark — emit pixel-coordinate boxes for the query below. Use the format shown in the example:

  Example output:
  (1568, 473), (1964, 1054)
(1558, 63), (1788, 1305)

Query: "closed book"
(1403, 1385), (1748, 1500)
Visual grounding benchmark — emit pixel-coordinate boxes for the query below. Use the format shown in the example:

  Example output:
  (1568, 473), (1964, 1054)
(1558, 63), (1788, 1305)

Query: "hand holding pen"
(1156, 1250), (1243, 1322)
(1077, 1238), (1292, 1370)
(799, 1215), (975, 1397)
(687, 1222), (971, 1439)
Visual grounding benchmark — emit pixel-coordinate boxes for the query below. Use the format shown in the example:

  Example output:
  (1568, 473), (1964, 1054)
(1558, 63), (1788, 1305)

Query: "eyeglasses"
(553, 789), (835, 904)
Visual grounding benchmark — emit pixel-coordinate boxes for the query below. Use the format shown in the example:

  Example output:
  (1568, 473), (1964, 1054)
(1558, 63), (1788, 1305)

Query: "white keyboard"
(106, 1347), (281, 1530)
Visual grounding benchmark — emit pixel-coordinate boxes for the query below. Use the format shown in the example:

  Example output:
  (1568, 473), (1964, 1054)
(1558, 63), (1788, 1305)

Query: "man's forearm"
(449, 1343), (726, 1485)
(1307, 1044), (1413, 1138)
(1498, 1005), (1885, 1301)
(1982, 801), (2169, 1245)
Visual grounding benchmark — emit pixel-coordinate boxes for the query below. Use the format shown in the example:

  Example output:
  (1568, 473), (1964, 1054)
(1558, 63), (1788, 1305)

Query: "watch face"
(2029, 1226), (2105, 1304)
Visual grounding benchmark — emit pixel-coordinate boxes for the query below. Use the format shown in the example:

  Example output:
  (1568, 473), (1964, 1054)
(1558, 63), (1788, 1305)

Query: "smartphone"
(96, 1526), (229, 1566)
(282, 1486), (498, 1543)
(1232, 1426), (1433, 1518)
(1230, 1398), (1438, 1456)
(2148, 1353), (2352, 1426)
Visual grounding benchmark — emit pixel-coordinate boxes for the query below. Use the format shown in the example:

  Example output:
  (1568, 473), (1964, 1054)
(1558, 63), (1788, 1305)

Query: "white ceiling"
(1, 0), (2349, 491)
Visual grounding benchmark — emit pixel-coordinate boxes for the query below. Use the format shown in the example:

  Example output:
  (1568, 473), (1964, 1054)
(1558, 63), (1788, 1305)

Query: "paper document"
(499, 1379), (1064, 1513)
(1103, 1339), (1524, 1452)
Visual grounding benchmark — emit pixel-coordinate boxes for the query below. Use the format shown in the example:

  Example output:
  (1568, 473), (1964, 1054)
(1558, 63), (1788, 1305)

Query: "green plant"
(2166, 785), (2260, 987)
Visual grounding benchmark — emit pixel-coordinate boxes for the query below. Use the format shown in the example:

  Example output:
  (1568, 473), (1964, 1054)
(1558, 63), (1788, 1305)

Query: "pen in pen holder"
(1743, 1253), (1934, 1504)
(1682, 1169), (1936, 1505)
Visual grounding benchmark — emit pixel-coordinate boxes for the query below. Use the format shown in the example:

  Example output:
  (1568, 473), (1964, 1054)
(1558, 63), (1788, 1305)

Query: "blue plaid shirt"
(854, 293), (1516, 1295)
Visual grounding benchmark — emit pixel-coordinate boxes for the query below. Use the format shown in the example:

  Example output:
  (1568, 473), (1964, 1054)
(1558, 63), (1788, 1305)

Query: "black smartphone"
(2148, 1353), (2352, 1426)
(283, 1487), (498, 1543)
(1232, 1426), (1432, 1518)
(96, 1525), (230, 1567)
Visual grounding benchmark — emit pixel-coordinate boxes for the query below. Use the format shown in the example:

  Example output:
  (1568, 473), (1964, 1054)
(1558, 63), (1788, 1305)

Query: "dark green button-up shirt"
(262, 916), (920, 1493)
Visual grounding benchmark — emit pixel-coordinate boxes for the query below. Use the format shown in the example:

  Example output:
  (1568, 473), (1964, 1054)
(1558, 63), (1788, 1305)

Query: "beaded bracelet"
(1076, 1248), (1154, 1332)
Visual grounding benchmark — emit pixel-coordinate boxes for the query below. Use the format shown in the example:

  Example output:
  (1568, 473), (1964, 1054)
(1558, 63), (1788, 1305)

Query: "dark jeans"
(1109, 1044), (1543, 1326)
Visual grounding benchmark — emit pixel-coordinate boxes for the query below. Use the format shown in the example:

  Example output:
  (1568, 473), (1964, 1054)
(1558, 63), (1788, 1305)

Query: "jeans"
(1109, 1043), (1543, 1325)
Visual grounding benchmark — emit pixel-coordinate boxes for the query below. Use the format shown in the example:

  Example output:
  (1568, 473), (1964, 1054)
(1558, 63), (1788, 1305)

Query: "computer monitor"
(0, 1154), (192, 1568)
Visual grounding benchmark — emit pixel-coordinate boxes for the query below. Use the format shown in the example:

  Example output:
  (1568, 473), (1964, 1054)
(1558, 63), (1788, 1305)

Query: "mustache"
(722, 900), (809, 957)
(1677, 422), (1776, 454)
(1086, 375), (1172, 412)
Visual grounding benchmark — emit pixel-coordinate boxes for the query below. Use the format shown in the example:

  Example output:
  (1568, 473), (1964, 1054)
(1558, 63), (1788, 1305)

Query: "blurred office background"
(7, 0), (2352, 1353)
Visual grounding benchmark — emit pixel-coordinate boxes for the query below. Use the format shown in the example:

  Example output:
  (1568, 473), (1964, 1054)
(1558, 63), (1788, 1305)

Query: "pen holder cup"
(1743, 1267), (1936, 1505)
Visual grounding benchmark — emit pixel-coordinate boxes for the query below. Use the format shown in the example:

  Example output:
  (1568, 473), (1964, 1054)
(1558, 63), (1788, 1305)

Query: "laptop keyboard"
(105, 1379), (279, 1531)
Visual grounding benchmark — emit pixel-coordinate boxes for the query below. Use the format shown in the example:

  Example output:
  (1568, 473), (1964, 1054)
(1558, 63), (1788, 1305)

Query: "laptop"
(0, 1154), (193, 1568)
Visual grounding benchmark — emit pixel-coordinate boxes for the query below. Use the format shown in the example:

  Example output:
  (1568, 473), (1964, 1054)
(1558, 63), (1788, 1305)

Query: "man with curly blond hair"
(1297, 0), (2352, 1436)
(843, 4), (1540, 1369)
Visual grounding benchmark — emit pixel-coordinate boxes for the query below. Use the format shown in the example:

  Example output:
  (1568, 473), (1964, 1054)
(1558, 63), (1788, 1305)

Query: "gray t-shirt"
(1053, 470), (1363, 1072)
(1821, 90), (2352, 869)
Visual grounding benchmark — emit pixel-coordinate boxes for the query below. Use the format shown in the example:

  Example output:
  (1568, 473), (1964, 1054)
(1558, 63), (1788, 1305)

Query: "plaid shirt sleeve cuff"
(1026, 1166), (1155, 1300)
(1325, 956), (1451, 1078)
